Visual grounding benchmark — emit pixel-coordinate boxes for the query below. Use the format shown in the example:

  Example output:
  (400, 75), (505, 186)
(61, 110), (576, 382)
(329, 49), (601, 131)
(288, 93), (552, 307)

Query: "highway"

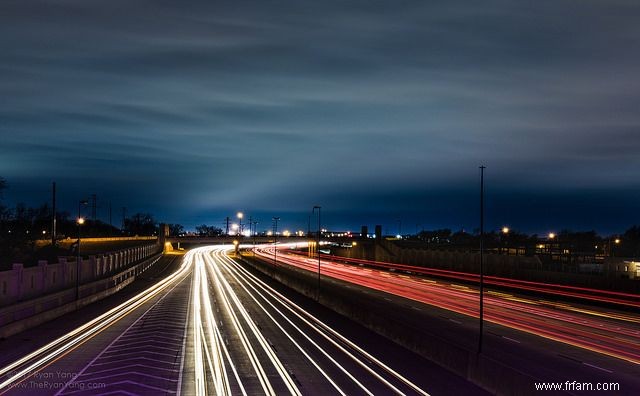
(183, 246), (466, 395)
(0, 246), (483, 395)
(253, 244), (640, 368)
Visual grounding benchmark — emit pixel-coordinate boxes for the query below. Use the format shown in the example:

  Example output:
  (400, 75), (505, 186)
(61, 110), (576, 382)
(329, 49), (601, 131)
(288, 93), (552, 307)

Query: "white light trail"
(0, 256), (192, 393)
(207, 245), (429, 396)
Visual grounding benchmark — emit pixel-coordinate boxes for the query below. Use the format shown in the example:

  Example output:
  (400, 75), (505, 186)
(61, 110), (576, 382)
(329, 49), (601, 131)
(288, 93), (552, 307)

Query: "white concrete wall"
(0, 243), (160, 306)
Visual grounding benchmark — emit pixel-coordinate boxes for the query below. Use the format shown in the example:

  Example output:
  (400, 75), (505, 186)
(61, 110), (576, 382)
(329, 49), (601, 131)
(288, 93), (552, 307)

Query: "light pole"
(252, 220), (258, 256)
(272, 217), (280, 267)
(237, 212), (244, 236)
(478, 166), (485, 354)
(313, 205), (321, 301)
(501, 226), (509, 254)
(76, 199), (88, 301)
(610, 237), (621, 257)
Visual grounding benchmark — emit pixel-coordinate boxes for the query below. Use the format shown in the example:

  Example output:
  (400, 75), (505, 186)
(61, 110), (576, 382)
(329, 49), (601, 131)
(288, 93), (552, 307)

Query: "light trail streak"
(253, 244), (640, 365)
(0, 256), (192, 393)
(310, 252), (640, 308)
(205, 253), (301, 396)
(212, 252), (357, 396)
(209, 246), (430, 396)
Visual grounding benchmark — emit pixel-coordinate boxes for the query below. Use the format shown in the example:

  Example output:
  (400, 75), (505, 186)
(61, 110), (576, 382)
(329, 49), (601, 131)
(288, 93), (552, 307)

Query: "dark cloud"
(1, 0), (639, 232)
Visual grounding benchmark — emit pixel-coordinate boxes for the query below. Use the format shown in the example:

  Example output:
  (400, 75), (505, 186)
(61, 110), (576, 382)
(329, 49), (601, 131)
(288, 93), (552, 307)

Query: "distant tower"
(361, 225), (368, 239)
(375, 225), (382, 241)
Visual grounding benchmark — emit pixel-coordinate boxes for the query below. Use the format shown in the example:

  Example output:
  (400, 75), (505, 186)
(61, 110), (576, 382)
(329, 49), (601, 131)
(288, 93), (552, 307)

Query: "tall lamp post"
(252, 220), (258, 256)
(237, 212), (244, 236)
(272, 217), (280, 266)
(501, 226), (510, 254)
(313, 205), (321, 301)
(76, 199), (88, 301)
(478, 166), (485, 354)
(610, 237), (621, 257)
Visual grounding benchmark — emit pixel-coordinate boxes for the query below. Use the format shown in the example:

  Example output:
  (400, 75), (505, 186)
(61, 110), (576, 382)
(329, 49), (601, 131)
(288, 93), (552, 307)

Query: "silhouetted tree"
(169, 223), (185, 236)
(195, 224), (223, 236)
(124, 213), (157, 236)
(558, 230), (600, 253)
(418, 229), (452, 244)
(621, 226), (640, 258)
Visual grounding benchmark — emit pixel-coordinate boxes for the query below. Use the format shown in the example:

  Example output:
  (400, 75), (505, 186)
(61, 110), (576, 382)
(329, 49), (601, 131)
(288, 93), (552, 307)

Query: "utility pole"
(225, 217), (230, 236)
(109, 202), (112, 235)
(478, 165), (486, 354)
(121, 207), (127, 233)
(51, 182), (57, 246)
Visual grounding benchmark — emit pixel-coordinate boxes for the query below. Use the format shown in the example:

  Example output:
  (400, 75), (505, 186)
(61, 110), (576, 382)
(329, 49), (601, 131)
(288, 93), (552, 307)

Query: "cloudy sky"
(1, 0), (639, 234)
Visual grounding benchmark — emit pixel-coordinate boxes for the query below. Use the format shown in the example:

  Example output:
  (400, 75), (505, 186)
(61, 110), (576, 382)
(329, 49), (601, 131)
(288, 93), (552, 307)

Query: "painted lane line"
(583, 362), (613, 373)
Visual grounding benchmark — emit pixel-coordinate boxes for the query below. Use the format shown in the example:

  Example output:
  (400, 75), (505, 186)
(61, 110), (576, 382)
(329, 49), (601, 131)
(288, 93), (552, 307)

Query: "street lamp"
(611, 238), (621, 257)
(478, 165), (485, 354)
(272, 217), (280, 267)
(501, 226), (509, 254)
(76, 199), (88, 301)
(252, 220), (258, 256)
(313, 205), (321, 301)
(237, 212), (244, 236)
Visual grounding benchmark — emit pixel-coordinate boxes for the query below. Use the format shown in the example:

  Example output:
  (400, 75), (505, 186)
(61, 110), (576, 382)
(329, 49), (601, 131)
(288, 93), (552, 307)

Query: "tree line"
(414, 227), (640, 257)
(0, 177), (159, 268)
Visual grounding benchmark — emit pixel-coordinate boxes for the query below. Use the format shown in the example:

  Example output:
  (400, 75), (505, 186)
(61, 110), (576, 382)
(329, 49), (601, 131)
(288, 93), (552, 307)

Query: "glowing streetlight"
(76, 199), (88, 301)
(548, 232), (556, 240)
(610, 238), (621, 257)
(500, 226), (510, 255)
(237, 212), (244, 236)
(272, 217), (280, 267)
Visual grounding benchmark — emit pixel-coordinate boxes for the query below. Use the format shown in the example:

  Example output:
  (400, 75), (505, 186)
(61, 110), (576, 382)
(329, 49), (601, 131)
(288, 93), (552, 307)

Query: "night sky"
(2, 1), (639, 234)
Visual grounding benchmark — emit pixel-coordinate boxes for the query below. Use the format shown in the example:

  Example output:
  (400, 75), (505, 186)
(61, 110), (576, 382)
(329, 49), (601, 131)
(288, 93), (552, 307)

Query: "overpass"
(164, 235), (310, 245)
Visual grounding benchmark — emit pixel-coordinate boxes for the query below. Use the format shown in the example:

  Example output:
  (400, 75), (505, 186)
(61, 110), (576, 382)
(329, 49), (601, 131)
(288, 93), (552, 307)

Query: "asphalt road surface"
(1, 247), (485, 395)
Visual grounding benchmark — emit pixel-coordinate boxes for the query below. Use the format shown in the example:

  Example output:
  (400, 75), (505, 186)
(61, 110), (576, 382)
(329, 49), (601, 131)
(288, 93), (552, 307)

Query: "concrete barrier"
(0, 243), (160, 307)
(0, 252), (162, 339)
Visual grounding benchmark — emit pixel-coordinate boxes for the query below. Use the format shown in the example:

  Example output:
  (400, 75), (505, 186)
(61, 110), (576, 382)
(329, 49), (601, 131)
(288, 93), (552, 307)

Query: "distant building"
(604, 258), (639, 279)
